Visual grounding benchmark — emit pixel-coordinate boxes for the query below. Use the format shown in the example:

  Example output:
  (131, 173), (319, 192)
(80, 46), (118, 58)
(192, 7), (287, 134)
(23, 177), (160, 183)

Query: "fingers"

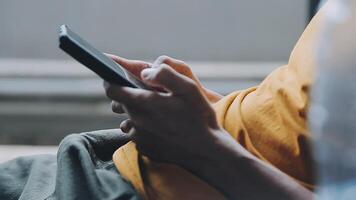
(127, 127), (164, 161)
(104, 54), (200, 97)
(141, 55), (201, 96)
(111, 101), (125, 114)
(157, 55), (207, 92)
(111, 101), (134, 133)
(140, 64), (199, 96)
(104, 81), (158, 106)
(153, 55), (191, 75)
(120, 119), (134, 133)
(105, 53), (151, 77)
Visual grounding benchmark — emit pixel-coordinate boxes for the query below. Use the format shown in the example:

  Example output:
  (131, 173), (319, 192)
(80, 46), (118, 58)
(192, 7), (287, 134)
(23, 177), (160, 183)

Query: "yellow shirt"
(113, 2), (328, 199)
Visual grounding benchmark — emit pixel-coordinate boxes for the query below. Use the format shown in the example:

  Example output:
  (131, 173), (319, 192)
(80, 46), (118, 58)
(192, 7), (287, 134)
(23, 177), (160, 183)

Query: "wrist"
(178, 128), (253, 198)
(180, 128), (250, 176)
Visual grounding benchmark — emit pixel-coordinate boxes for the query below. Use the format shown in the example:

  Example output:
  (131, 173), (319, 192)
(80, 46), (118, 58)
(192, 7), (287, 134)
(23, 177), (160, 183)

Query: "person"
(99, 1), (331, 199)
(0, 1), (331, 200)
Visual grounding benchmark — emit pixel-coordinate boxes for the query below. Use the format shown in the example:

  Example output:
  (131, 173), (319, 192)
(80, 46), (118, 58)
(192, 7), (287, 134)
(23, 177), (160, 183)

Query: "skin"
(104, 54), (314, 199)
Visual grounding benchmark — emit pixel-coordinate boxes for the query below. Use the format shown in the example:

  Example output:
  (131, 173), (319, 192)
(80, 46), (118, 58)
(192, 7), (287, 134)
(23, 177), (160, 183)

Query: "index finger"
(105, 53), (151, 78)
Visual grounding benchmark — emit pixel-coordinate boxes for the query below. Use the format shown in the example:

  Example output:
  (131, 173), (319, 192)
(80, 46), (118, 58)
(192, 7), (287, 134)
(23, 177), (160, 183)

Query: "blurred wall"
(0, 1), (308, 145)
(0, 0), (307, 62)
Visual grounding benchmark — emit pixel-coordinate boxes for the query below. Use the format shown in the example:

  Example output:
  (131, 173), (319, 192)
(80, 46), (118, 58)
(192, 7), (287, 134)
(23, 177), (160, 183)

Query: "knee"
(58, 134), (88, 155)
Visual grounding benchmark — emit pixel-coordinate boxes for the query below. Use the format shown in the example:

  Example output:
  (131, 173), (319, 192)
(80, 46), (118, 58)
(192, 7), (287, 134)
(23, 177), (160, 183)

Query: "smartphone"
(58, 24), (145, 88)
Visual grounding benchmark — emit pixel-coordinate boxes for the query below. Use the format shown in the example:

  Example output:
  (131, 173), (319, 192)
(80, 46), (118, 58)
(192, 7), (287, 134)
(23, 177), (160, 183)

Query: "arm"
(181, 129), (314, 200)
(104, 55), (313, 199)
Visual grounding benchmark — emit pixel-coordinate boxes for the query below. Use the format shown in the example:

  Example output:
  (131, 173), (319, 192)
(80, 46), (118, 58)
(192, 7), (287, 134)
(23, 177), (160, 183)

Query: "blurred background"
(0, 0), (320, 160)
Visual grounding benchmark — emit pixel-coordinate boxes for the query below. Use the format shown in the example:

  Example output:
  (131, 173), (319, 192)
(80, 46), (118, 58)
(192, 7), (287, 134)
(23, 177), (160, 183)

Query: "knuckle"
(177, 59), (188, 67)
(181, 65), (192, 75)
(160, 65), (171, 73)
(176, 59), (189, 68)
(183, 63), (191, 71)
(157, 55), (170, 63)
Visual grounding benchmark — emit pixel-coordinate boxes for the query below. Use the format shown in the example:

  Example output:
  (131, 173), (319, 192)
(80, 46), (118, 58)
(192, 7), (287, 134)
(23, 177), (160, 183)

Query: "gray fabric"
(0, 130), (141, 200)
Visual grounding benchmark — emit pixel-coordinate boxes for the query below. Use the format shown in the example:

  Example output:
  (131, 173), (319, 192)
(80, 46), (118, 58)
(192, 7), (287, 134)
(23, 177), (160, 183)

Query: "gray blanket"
(0, 130), (141, 200)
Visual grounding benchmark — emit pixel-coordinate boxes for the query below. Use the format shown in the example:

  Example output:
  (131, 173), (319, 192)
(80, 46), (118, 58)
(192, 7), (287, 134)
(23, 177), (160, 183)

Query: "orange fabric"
(113, 2), (328, 199)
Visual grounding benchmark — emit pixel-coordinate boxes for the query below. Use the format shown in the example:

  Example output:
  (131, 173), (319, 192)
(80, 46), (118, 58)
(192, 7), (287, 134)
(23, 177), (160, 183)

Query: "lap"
(0, 129), (141, 200)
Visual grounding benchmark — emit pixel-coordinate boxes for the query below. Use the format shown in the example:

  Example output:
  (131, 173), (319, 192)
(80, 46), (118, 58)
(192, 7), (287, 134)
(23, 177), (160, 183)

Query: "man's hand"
(106, 54), (223, 103)
(104, 59), (314, 200)
(104, 60), (222, 163)
(106, 54), (223, 133)
(104, 55), (314, 200)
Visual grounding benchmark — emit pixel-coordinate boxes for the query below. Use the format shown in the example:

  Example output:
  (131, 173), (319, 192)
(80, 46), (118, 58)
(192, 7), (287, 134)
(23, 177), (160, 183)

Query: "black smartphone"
(58, 24), (143, 88)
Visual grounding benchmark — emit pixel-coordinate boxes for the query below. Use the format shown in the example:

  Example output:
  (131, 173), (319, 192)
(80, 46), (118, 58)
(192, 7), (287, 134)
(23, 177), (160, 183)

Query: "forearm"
(182, 130), (314, 200)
